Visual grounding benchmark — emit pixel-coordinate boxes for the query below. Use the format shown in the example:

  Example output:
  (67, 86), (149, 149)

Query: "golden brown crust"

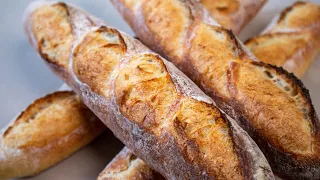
(97, 147), (164, 180)
(112, 0), (266, 35)
(112, 0), (320, 179)
(173, 98), (242, 179)
(142, 0), (191, 60)
(31, 3), (74, 69)
(200, 0), (267, 34)
(114, 54), (243, 179)
(76, 28), (244, 179)
(245, 1), (320, 78)
(0, 91), (105, 178)
(275, 1), (320, 31)
(73, 27), (126, 97)
(24, 1), (273, 179)
(115, 54), (180, 131)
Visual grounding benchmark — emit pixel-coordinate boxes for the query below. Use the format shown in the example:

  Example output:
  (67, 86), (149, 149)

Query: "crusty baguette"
(0, 91), (105, 178)
(200, 0), (266, 34)
(24, 1), (274, 179)
(245, 1), (320, 78)
(111, 0), (320, 179)
(97, 147), (164, 180)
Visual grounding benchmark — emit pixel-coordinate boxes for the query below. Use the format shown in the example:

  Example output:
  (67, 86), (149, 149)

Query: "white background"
(0, 0), (319, 179)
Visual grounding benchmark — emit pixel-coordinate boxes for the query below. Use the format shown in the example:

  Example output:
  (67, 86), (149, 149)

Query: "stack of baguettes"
(0, 0), (319, 179)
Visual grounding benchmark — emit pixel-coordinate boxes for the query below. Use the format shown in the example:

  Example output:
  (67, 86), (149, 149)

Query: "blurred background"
(1, 0), (320, 179)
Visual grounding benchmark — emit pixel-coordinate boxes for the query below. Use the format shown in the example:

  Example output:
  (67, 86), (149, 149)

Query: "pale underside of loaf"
(24, 1), (273, 179)
(111, 0), (320, 179)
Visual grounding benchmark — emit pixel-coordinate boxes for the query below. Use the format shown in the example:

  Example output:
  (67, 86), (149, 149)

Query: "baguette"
(101, 2), (319, 178)
(245, 1), (320, 78)
(111, 0), (320, 179)
(97, 147), (164, 180)
(0, 91), (105, 178)
(200, 0), (266, 34)
(24, 1), (274, 179)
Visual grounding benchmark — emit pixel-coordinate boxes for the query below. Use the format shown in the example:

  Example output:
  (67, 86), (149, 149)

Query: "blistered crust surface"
(30, 3), (74, 68)
(3, 92), (95, 148)
(245, 1), (320, 78)
(112, 0), (319, 179)
(114, 53), (243, 179)
(189, 24), (240, 98)
(189, 24), (315, 155)
(274, 1), (320, 31)
(246, 33), (311, 66)
(25, 1), (273, 179)
(200, 0), (240, 32)
(68, 14), (244, 179)
(115, 0), (319, 156)
(200, 0), (266, 34)
(115, 54), (179, 131)
(142, 0), (190, 59)
(112, 51), (243, 179)
(0, 91), (104, 178)
(73, 28), (126, 97)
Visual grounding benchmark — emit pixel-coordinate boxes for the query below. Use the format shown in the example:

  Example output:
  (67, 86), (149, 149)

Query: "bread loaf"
(200, 0), (266, 34)
(0, 91), (105, 178)
(97, 147), (164, 180)
(24, 1), (274, 179)
(245, 1), (320, 78)
(111, 0), (320, 179)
